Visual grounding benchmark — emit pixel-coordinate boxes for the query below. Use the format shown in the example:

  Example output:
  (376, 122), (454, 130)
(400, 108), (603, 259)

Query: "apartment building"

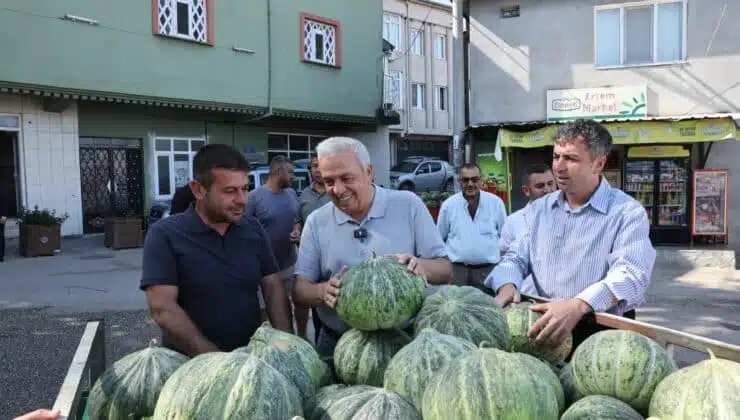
(383, 0), (455, 165)
(458, 0), (740, 250)
(0, 0), (395, 238)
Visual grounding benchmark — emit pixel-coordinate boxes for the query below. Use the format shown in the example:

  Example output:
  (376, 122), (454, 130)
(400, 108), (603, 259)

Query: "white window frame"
(384, 70), (404, 109)
(435, 86), (448, 111)
(383, 13), (402, 52)
(594, 0), (687, 69)
(434, 33), (447, 59)
(411, 83), (426, 109)
(156, 0), (209, 43)
(266, 132), (327, 162)
(153, 136), (207, 200)
(302, 16), (338, 67)
(410, 29), (425, 56)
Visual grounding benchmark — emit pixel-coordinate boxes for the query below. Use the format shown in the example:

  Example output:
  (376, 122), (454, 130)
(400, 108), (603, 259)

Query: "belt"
(453, 262), (494, 269)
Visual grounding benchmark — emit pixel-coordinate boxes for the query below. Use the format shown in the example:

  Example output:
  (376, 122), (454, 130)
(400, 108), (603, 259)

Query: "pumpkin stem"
(706, 347), (716, 359)
(479, 341), (491, 349)
(149, 338), (158, 348)
(371, 249), (377, 258)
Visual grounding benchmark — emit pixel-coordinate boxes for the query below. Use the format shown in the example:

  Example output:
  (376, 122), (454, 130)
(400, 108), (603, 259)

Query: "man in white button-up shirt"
(437, 163), (507, 289)
(499, 164), (556, 294)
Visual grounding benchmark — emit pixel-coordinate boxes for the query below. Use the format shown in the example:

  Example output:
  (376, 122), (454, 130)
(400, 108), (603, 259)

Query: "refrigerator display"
(624, 160), (655, 221)
(623, 157), (691, 243)
(658, 160), (688, 226)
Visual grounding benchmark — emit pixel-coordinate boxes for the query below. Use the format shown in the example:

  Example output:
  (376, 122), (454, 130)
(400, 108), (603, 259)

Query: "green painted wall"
(0, 0), (382, 118)
(77, 102), (269, 209)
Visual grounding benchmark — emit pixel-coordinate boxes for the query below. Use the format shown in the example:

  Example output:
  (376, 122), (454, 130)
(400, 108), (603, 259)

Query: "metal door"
(79, 138), (143, 234)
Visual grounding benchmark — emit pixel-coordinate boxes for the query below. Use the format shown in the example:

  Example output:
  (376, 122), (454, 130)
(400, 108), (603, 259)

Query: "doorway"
(0, 131), (20, 218)
(79, 137), (144, 234)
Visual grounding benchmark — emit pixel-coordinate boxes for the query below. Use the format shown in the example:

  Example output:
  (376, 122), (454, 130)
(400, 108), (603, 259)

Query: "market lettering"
(583, 102), (617, 113)
(679, 127), (696, 137)
(702, 125), (726, 136)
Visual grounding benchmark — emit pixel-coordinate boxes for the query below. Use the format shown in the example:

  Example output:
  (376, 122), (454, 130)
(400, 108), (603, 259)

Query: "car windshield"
(391, 162), (418, 173)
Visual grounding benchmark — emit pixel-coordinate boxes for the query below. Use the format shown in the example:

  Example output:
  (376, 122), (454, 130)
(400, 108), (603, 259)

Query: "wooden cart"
(51, 309), (740, 420)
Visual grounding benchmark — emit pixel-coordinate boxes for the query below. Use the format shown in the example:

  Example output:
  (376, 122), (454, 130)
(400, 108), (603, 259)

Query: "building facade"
(383, 0), (455, 166)
(461, 0), (740, 250)
(0, 0), (395, 238)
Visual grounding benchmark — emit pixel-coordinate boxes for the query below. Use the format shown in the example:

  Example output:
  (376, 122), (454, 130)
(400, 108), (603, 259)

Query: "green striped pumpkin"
(88, 339), (188, 420)
(249, 322), (333, 387)
(422, 346), (562, 419)
(505, 302), (573, 364)
(311, 386), (421, 420)
(335, 251), (426, 331)
(413, 285), (510, 349)
(648, 350), (740, 419)
(561, 395), (644, 420)
(514, 350), (566, 413)
(234, 337), (316, 413)
(152, 352), (303, 419)
(333, 328), (411, 386)
(571, 330), (677, 415)
(383, 328), (477, 410)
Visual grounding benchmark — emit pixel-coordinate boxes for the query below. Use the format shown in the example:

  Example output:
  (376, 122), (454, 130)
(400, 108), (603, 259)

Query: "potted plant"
(104, 209), (144, 250)
(18, 205), (69, 257)
(419, 191), (452, 222)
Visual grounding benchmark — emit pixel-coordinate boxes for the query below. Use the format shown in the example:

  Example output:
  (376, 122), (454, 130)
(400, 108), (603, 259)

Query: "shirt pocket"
(477, 216), (497, 236)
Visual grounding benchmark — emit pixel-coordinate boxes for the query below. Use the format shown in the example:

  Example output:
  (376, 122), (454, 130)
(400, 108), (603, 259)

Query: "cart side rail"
(52, 319), (106, 420)
(521, 294), (740, 363)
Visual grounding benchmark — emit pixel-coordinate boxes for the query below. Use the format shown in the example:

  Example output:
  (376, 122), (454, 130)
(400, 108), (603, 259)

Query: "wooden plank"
(520, 294), (740, 363)
(52, 321), (104, 420)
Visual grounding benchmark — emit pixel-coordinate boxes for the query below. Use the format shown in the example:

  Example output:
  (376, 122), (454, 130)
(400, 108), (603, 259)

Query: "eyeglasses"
(460, 177), (481, 184)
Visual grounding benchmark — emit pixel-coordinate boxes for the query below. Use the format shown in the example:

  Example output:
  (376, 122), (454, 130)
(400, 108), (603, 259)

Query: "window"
(383, 13), (401, 51)
(410, 30), (424, 55)
(153, 137), (206, 198)
(429, 162), (442, 173)
(155, 0), (211, 44)
(267, 133), (326, 166)
(411, 83), (425, 109)
(435, 86), (448, 111)
(301, 13), (341, 67)
(434, 34), (446, 59)
(384, 70), (404, 109)
(595, 1), (685, 67)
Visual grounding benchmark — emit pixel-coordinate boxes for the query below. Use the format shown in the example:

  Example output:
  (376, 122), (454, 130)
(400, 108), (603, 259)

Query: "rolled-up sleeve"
(140, 224), (178, 290)
(485, 222), (531, 292)
(577, 206), (655, 313)
(411, 195), (447, 259)
(295, 213), (322, 282)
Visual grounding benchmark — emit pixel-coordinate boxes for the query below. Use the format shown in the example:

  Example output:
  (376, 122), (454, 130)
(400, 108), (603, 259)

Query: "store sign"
(546, 86), (650, 121)
(498, 118), (738, 148)
(0, 115), (20, 130)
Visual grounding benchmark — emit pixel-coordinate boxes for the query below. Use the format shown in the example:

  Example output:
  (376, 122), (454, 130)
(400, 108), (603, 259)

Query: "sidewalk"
(0, 235), (146, 312)
(1, 235), (739, 343)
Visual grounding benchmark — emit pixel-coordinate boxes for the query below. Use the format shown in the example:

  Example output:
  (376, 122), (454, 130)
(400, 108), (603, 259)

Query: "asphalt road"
(0, 308), (159, 419)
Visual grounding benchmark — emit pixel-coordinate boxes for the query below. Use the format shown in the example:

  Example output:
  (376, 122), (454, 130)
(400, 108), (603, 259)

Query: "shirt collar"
(550, 176), (611, 214)
(332, 185), (387, 225)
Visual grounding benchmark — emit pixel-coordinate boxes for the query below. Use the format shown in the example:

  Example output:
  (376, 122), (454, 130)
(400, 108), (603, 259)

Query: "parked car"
(389, 156), (456, 192)
(146, 166), (312, 227)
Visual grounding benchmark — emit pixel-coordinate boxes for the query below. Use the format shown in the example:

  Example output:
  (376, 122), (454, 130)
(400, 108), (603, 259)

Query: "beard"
(202, 197), (241, 223)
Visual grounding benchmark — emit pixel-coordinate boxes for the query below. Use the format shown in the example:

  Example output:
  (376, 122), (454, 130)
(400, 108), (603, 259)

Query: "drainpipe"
(451, 0), (468, 177)
(246, 0), (274, 122)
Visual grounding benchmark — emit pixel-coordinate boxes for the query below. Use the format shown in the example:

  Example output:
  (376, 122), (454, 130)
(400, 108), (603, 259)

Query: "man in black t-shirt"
(140, 144), (293, 356)
(170, 184), (195, 215)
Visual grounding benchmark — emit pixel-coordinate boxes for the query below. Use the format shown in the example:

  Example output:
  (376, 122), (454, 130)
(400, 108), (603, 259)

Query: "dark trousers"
(566, 309), (637, 361)
(452, 262), (495, 291)
(0, 222), (5, 261)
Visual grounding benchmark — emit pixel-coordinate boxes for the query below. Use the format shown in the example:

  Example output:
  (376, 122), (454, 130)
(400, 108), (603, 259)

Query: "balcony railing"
(383, 73), (402, 110)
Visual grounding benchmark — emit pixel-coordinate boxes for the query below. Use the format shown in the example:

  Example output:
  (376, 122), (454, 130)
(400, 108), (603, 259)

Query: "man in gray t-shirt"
(246, 156), (306, 337)
(294, 137), (452, 357)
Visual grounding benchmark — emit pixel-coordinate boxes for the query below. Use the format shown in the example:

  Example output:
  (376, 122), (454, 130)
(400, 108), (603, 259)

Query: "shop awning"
(484, 115), (740, 148)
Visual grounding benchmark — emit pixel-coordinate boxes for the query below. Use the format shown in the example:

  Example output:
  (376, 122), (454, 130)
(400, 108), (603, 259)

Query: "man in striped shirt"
(485, 119), (655, 350)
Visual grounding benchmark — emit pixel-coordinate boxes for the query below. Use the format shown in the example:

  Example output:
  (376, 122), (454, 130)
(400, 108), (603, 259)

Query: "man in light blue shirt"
(499, 163), (556, 294)
(293, 137), (452, 356)
(486, 119), (655, 352)
(437, 163), (507, 289)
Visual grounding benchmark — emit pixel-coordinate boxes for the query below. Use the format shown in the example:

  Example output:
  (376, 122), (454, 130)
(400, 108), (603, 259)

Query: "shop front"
(487, 117), (737, 246)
